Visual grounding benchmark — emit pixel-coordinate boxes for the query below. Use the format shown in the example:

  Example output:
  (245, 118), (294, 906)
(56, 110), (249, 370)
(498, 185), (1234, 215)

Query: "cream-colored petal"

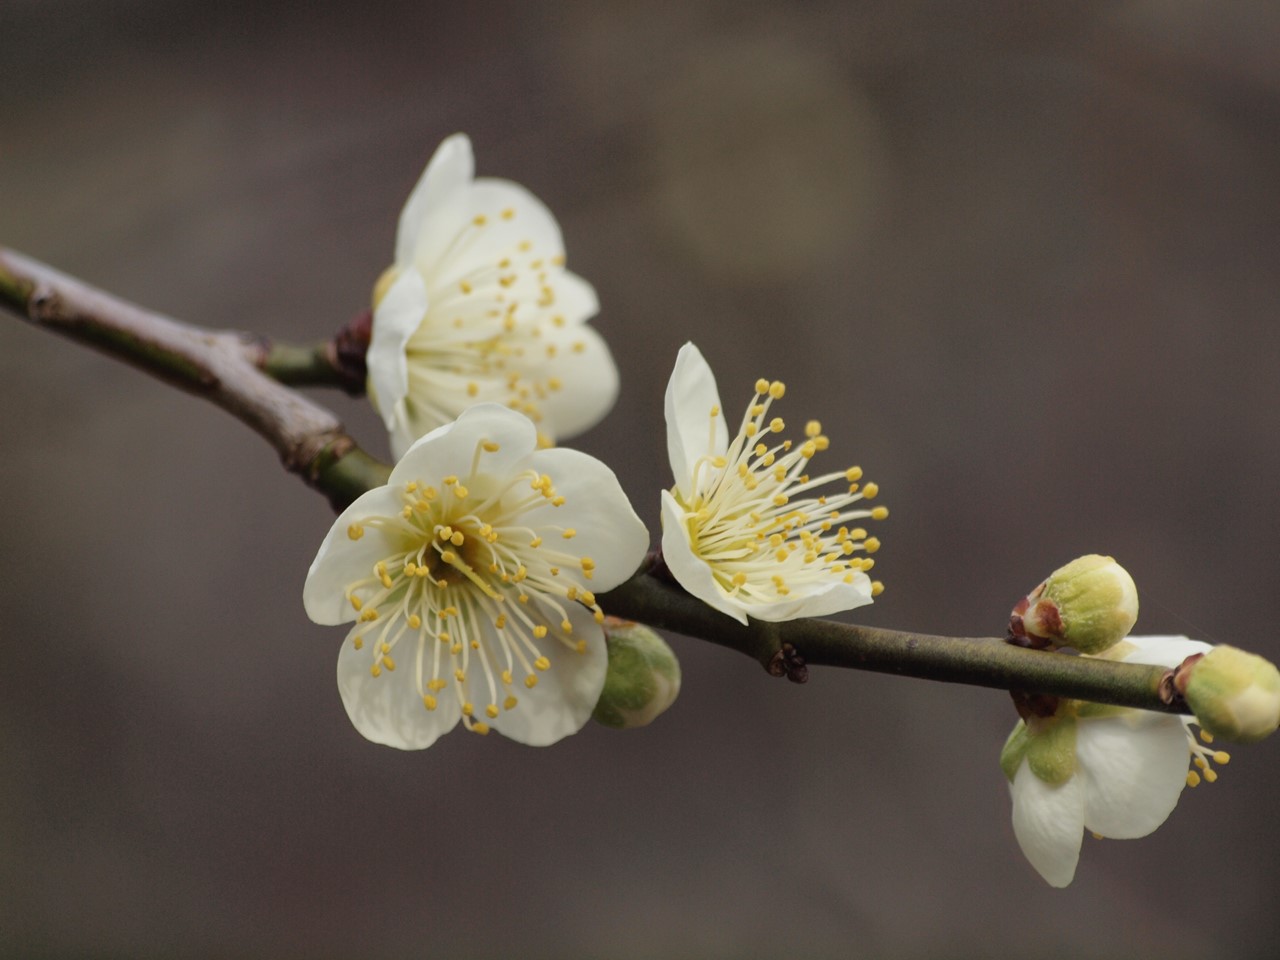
(417, 177), (565, 276)
(664, 343), (727, 500)
(659, 491), (748, 624)
(302, 485), (407, 625)
(524, 446), (648, 591)
(1077, 712), (1189, 839)
(734, 574), (873, 623)
(389, 404), (538, 488)
(1116, 635), (1213, 669)
(487, 601), (608, 746)
(336, 635), (462, 750)
(367, 269), (428, 432)
(396, 134), (474, 268)
(1010, 760), (1086, 888)
(533, 324), (618, 439)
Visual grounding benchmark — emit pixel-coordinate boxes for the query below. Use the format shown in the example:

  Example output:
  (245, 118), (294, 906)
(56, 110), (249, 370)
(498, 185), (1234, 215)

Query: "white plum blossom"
(367, 134), (618, 457)
(304, 404), (648, 749)
(660, 342), (887, 624)
(1003, 635), (1231, 887)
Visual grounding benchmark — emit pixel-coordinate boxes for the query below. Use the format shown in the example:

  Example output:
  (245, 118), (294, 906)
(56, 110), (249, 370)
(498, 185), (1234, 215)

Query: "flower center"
(679, 377), (887, 603)
(342, 438), (604, 733)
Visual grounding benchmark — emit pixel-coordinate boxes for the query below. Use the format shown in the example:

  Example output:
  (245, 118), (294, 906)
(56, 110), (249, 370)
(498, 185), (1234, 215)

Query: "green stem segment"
(0, 244), (1190, 712)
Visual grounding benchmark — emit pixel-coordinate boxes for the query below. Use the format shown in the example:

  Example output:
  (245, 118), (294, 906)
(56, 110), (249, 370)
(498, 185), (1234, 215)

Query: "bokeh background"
(3, 1), (1280, 957)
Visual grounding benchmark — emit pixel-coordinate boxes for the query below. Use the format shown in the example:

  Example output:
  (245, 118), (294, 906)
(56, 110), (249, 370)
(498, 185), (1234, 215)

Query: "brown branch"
(0, 247), (387, 509)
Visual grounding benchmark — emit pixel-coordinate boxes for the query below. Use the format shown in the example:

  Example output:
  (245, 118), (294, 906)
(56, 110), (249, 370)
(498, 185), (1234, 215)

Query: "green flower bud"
(1010, 554), (1138, 654)
(999, 715), (1078, 784)
(1180, 645), (1280, 744)
(592, 620), (682, 729)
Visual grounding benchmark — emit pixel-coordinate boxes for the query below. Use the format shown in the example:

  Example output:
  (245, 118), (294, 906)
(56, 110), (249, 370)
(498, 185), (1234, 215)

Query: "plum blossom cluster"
(303, 135), (1278, 894)
(307, 136), (891, 751)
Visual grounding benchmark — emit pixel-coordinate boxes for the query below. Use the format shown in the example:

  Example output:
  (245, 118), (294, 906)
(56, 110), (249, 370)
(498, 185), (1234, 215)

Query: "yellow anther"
(871, 506), (889, 521)
(504, 695), (518, 710)
(1213, 751), (1231, 764)
(580, 590), (595, 605)
(861, 482), (879, 499)
(380, 574), (393, 589)
(530, 536), (542, 548)
(755, 378), (770, 394)
(533, 625), (548, 639)
(485, 704), (500, 719)
(473, 214), (487, 226)
(421, 486), (437, 500)
(352, 636), (364, 650)
(562, 529), (577, 539)
(405, 563), (418, 576)
(495, 615), (507, 629)
(1194, 756), (1207, 770)
(732, 572), (747, 586)
(864, 537), (881, 553)
(845, 467), (863, 482)
(801, 441), (817, 459)
(438, 631), (451, 643)
(382, 657), (396, 671)
(768, 381), (785, 399)
(862, 558), (875, 572)
(402, 505), (413, 518)
(370, 664), (382, 678)
(461, 702), (474, 716)
(405, 481), (418, 493)
(871, 581), (885, 597)
(423, 695), (437, 711)
(551, 496), (565, 506)
(534, 656), (551, 671)
(772, 494), (789, 506)
(805, 420), (822, 438)
(548, 377), (562, 391)
(360, 609), (379, 622)
(814, 436), (830, 451)
(768, 417), (785, 433)
(467, 382), (479, 397)
(482, 440), (500, 452)
(460, 281), (473, 294)
(450, 531), (465, 546)
(454, 669), (466, 683)
(581, 557), (596, 571)
(525, 674), (539, 688)
(561, 619), (573, 634)
(1200, 730), (1214, 744)
(455, 485), (469, 499)
(566, 586), (579, 601)
(1187, 770), (1202, 788)
(428, 679), (448, 692)
(441, 551), (457, 564)
(593, 610), (604, 624)
(349, 595), (363, 612)
(471, 722), (491, 735)
(451, 643), (463, 655)
(347, 523), (364, 540)
(502, 207), (515, 220)
(576, 639), (588, 653)
(406, 614), (422, 629)
(444, 476), (457, 486)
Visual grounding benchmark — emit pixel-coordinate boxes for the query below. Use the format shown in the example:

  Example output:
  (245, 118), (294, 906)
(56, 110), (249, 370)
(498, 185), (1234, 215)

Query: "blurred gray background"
(3, 1), (1280, 958)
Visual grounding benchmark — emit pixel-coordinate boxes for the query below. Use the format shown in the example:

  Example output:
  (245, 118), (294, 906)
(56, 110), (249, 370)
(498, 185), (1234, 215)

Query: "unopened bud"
(1009, 554), (1138, 654)
(1177, 645), (1280, 744)
(592, 619), (682, 729)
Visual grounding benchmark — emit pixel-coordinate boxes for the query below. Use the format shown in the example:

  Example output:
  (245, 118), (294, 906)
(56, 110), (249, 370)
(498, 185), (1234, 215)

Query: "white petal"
(534, 323), (618, 440)
(302, 485), (406, 625)
(1077, 713), (1189, 839)
(367, 269), (428, 433)
(420, 177), (565, 271)
(659, 491), (748, 624)
(389, 404), (538, 487)
(395, 134), (474, 268)
(487, 601), (607, 746)
(735, 574), (874, 623)
(1117, 635), (1213, 669)
(664, 343), (727, 500)
(1010, 761), (1086, 888)
(336, 636), (462, 750)
(525, 446), (649, 591)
